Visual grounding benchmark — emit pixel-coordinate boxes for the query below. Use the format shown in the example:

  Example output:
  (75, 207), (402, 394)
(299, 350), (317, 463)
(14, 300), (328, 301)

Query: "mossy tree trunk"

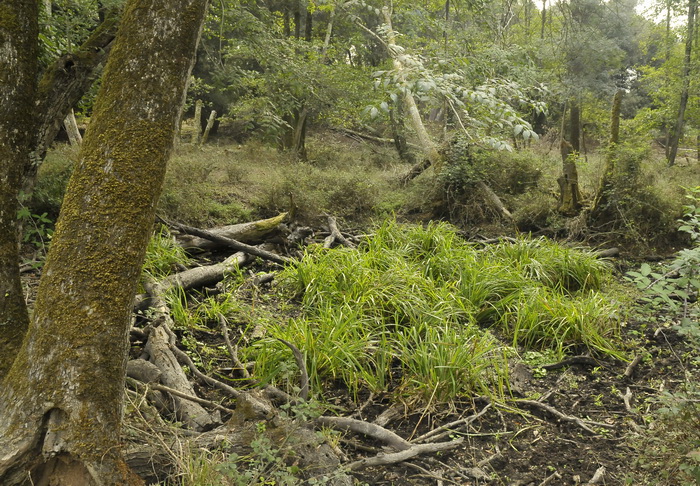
(0, 0), (38, 377)
(0, 0), (209, 484)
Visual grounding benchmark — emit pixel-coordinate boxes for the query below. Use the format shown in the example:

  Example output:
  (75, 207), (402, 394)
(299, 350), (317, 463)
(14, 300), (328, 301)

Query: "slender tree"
(668, 0), (698, 166)
(0, 0), (209, 484)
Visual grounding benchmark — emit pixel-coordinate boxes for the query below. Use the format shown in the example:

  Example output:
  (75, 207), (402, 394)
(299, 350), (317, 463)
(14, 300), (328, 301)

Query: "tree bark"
(0, 0), (209, 484)
(668, 0), (697, 166)
(0, 0), (38, 377)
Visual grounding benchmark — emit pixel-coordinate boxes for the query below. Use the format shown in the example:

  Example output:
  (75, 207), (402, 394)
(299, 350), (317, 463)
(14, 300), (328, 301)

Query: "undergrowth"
(247, 220), (622, 406)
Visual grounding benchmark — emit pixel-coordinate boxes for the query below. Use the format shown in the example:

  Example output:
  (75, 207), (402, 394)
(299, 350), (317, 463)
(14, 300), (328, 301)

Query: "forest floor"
(24, 138), (700, 485)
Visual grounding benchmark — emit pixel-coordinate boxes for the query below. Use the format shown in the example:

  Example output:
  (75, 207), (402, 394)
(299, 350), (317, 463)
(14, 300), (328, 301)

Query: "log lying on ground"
(174, 212), (287, 250)
(165, 218), (291, 264)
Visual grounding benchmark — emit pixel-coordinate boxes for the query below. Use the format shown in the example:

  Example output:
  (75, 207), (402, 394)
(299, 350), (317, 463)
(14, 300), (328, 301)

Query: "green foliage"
(247, 221), (621, 405)
(629, 381), (700, 486)
(142, 226), (193, 280)
(27, 145), (75, 219)
(16, 204), (54, 264)
(626, 187), (700, 323)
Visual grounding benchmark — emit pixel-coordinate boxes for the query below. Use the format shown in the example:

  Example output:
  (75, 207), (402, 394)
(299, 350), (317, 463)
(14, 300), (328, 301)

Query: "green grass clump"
(142, 226), (193, 279)
(248, 220), (622, 405)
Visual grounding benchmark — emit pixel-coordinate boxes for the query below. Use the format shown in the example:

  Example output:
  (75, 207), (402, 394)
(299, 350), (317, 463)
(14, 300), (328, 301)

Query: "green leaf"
(640, 263), (652, 276)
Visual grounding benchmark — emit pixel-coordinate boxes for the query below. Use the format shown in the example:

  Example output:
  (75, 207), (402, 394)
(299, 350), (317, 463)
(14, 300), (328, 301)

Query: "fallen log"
(164, 218), (291, 264)
(174, 213), (287, 250)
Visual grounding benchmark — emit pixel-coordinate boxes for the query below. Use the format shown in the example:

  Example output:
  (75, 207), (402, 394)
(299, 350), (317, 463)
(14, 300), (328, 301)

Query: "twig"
(623, 355), (642, 379)
(345, 438), (464, 471)
(316, 416), (411, 451)
(219, 314), (251, 379)
(518, 399), (613, 435)
(412, 402), (492, 444)
(127, 377), (235, 414)
(538, 470), (562, 486)
(277, 338), (309, 401)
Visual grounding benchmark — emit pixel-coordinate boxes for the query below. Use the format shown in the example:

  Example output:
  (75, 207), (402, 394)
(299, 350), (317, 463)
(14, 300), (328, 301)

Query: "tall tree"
(0, 0), (209, 484)
(668, 0), (698, 166)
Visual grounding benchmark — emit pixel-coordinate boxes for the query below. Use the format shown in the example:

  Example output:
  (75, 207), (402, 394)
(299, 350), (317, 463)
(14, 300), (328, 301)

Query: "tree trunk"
(590, 90), (623, 221)
(540, 0), (546, 40)
(63, 108), (83, 146)
(557, 140), (583, 215)
(193, 99), (204, 144)
(668, 0), (697, 166)
(569, 101), (581, 153)
(382, 7), (442, 174)
(201, 109), (217, 144)
(0, 0), (209, 484)
(0, 0), (38, 377)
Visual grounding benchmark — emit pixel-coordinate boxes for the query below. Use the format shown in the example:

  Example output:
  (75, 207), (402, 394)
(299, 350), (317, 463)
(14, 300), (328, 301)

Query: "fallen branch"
(518, 399), (613, 435)
(538, 470), (562, 486)
(323, 215), (356, 249)
(127, 377), (235, 414)
(219, 314), (251, 380)
(162, 218), (291, 264)
(345, 438), (464, 471)
(173, 213), (287, 250)
(143, 279), (217, 431)
(160, 251), (252, 292)
(316, 416), (412, 451)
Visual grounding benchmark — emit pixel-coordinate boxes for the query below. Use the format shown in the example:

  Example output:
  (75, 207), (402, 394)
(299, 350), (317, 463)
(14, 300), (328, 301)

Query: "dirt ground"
(340, 312), (698, 486)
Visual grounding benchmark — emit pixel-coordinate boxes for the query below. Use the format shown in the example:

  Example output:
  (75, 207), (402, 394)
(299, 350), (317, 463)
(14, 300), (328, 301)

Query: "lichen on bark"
(0, 0), (210, 484)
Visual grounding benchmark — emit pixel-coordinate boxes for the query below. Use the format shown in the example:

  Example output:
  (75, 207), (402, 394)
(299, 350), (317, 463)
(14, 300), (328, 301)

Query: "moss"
(0, 0), (210, 477)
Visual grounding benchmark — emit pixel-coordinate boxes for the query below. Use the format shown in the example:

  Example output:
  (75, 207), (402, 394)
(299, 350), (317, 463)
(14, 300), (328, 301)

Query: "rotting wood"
(173, 212), (287, 250)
